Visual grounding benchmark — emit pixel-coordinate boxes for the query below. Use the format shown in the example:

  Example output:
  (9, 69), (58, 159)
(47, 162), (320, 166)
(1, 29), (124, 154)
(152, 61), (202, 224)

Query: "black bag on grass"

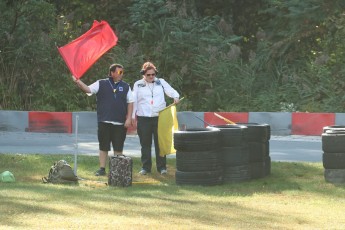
(42, 160), (78, 184)
(108, 155), (132, 187)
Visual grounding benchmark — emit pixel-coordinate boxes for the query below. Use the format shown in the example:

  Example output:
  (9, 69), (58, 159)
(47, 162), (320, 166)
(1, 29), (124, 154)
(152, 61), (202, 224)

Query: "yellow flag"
(158, 104), (179, 156)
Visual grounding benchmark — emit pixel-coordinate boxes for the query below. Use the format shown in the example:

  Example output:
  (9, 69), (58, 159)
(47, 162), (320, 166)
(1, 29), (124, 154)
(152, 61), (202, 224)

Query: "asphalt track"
(0, 131), (322, 162)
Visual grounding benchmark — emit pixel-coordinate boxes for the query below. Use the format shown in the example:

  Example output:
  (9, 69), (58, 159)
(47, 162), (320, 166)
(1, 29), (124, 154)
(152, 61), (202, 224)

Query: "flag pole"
(159, 97), (185, 112)
(214, 112), (237, 124)
(74, 115), (79, 176)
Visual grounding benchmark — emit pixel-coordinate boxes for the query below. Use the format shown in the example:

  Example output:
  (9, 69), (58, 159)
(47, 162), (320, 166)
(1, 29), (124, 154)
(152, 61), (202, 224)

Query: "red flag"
(58, 20), (118, 79)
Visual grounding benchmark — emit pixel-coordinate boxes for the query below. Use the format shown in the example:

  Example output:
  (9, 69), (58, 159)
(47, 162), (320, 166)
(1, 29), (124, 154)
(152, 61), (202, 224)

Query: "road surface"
(0, 132), (322, 162)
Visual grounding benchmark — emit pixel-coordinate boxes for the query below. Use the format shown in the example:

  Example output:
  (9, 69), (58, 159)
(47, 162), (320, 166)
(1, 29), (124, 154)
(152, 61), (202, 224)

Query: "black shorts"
(98, 122), (127, 152)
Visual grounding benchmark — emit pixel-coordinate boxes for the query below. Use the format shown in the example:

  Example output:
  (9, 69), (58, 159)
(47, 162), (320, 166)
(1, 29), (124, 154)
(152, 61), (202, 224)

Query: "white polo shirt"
(132, 78), (179, 118)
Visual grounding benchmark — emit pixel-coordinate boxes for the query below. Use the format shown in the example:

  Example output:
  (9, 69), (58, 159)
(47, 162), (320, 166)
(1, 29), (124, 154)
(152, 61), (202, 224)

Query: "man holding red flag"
(60, 21), (133, 175)
(72, 64), (133, 176)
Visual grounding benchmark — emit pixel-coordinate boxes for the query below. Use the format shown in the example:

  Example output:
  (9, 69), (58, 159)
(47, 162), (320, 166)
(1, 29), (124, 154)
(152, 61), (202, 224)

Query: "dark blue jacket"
(96, 77), (129, 123)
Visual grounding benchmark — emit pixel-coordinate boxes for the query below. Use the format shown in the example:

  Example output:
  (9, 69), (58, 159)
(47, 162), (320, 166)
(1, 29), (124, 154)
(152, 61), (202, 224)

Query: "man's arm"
(125, 102), (133, 128)
(71, 76), (91, 94)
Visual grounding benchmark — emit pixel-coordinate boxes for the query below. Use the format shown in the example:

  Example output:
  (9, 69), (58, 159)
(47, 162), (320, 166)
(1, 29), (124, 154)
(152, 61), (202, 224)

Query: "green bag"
(0, 171), (15, 183)
(42, 160), (78, 184)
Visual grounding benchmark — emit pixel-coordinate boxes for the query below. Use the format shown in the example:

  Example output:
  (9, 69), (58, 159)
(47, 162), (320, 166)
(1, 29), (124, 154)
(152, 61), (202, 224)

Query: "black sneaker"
(95, 168), (106, 176)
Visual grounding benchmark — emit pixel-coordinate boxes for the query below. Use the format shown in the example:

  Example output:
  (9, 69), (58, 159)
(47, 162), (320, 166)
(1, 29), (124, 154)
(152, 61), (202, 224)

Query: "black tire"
(324, 169), (345, 184)
(322, 132), (345, 153)
(266, 141), (270, 156)
(174, 127), (221, 151)
(264, 155), (271, 176)
(235, 123), (271, 142)
(322, 152), (345, 169)
(323, 125), (345, 133)
(222, 146), (249, 166)
(175, 169), (223, 186)
(324, 130), (345, 135)
(223, 164), (250, 183)
(247, 142), (267, 162)
(207, 125), (248, 147)
(176, 149), (222, 172)
(250, 161), (265, 179)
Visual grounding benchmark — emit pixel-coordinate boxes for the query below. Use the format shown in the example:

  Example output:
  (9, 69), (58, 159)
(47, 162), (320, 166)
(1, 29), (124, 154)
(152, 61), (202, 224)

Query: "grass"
(1, 153), (345, 229)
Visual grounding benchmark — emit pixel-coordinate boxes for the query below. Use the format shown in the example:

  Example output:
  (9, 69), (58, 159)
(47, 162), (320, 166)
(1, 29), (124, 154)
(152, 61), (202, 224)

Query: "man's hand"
(124, 118), (132, 128)
(174, 98), (180, 104)
(131, 118), (137, 127)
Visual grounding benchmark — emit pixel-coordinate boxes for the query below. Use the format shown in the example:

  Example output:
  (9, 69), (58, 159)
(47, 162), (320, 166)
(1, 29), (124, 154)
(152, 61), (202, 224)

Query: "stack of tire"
(322, 125), (345, 184)
(174, 127), (223, 186)
(209, 125), (251, 183)
(236, 123), (271, 179)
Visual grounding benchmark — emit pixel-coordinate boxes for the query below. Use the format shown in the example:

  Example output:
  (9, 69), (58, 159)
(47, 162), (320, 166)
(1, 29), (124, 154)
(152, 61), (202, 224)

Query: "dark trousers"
(137, 116), (166, 172)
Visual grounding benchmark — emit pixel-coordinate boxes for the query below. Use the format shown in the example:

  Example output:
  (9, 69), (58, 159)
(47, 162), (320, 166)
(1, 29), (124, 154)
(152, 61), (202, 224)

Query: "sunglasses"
(145, 73), (155, 77)
(117, 70), (123, 75)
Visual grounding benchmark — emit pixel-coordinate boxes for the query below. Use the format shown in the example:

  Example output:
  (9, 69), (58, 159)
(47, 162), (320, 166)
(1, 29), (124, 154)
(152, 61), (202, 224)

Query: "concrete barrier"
(0, 111), (28, 132)
(204, 112), (248, 125)
(335, 113), (345, 125)
(28, 111), (72, 133)
(249, 112), (291, 136)
(291, 113), (335, 135)
(0, 110), (343, 136)
(72, 111), (97, 134)
(177, 111), (205, 129)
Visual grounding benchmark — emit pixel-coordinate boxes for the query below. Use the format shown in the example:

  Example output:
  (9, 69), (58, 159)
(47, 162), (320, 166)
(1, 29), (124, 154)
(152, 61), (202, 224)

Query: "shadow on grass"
(1, 154), (345, 228)
(0, 181), (310, 229)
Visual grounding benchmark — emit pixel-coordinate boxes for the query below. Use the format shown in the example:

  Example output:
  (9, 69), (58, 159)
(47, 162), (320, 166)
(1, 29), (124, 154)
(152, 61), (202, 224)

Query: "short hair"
(109, 63), (124, 75)
(140, 62), (158, 75)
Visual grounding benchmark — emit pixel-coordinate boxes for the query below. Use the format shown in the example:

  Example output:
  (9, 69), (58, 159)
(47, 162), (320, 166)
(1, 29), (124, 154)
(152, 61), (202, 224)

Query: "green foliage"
(128, 0), (245, 111)
(0, 0), (56, 110)
(2, 0), (345, 112)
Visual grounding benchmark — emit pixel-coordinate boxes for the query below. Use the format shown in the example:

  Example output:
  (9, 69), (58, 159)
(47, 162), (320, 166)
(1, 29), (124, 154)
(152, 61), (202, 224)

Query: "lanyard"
(147, 82), (154, 105)
(108, 79), (120, 99)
